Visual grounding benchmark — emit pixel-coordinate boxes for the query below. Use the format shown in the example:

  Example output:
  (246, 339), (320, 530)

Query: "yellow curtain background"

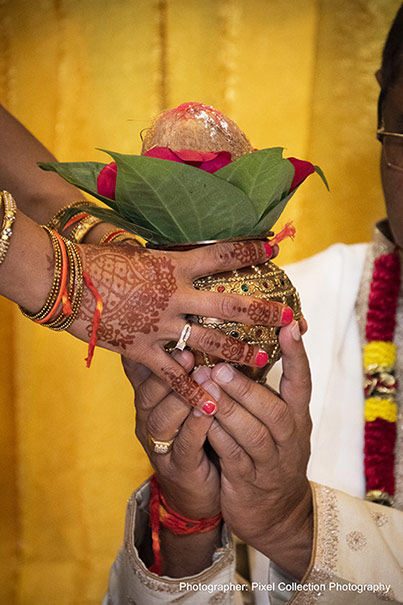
(0, 1), (401, 603)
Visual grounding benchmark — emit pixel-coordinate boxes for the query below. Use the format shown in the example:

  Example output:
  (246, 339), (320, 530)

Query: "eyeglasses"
(377, 128), (403, 172)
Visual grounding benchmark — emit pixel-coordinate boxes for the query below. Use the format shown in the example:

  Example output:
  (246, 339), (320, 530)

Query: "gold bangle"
(47, 200), (98, 231)
(47, 240), (83, 331)
(19, 226), (63, 321)
(0, 191), (17, 265)
(99, 229), (146, 247)
(69, 215), (103, 243)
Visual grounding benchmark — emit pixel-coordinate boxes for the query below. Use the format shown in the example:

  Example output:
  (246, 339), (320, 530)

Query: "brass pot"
(149, 236), (301, 383)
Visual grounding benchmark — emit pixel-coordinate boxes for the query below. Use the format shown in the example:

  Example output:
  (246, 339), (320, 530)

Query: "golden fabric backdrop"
(0, 0), (400, 602)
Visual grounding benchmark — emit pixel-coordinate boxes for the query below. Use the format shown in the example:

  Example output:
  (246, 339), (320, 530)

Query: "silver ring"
(174, 322), (192, 351)
(148, 434), (175, 455)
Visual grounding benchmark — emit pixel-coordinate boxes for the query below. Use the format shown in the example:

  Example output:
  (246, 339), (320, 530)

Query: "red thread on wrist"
(82, 271), (103, 368)
(148, 474), (222, 576)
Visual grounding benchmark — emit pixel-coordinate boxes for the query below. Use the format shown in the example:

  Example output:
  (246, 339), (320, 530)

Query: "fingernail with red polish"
(255, 349), (268, 367)
(281, 307), (294, 324)
(202, 401), (217, 416)
(264, 242), (273, 258)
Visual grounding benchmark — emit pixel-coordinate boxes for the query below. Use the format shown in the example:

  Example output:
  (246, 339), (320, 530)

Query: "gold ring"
(174, 322), (192, 351)
(148, 434), (175, 455)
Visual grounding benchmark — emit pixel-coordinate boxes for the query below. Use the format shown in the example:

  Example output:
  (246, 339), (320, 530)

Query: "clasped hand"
(125, 319), (313, 581)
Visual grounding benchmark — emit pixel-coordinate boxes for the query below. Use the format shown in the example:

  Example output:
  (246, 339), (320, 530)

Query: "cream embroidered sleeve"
(290, 482), (403, 604)
(102, 480), (238, 604)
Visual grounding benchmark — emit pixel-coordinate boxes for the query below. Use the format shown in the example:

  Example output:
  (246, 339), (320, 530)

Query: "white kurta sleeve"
(290, 482), (403, 604)
(103, 479), (240, 604)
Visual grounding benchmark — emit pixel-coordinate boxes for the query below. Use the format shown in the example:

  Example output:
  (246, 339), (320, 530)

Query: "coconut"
(141, 102), (254, 160)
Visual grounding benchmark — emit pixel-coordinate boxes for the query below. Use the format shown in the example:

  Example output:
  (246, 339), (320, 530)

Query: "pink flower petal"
(144, 147), (185, 163)
(97, 162), (117, 199)
(287, 157), (315, 192)
(144, 147), (232, 173)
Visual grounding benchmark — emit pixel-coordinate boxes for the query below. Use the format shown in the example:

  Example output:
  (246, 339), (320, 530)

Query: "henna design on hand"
(79, 247), (177, 349)
(231, 241), (263, 265)
(221, 336), (254, 364)
(161, 368), (205, 406)
(248, 299), (281, 325)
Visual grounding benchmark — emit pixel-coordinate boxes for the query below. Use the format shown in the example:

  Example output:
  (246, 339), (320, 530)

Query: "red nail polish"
(282, 307), (294, 324)
(264, 242), (273, 258)
(255, 350), (268, 367)
(202, 401), (217, 415)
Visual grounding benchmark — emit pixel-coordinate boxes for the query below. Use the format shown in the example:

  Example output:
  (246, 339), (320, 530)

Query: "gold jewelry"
(46, 200), (98, 231)
(99, 229), (146, 246)
(20, 226), (63, 321)
(69, 214), (102, 243)
(175, 322), (192, 351)
(0, 191), (17, 265)
(365, 490), (394, 507)
(148, 434), (175, 455)
(46, 240), (83, 331)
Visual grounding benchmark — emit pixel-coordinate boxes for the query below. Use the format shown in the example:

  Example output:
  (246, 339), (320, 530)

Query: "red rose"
(287, 157), (315, 192)
(97, 147), (232, 199)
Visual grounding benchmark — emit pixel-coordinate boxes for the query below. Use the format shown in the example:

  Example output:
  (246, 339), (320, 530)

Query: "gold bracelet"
(0, 191), (17, 265)
(69, 214), (103, 243)
(99, 229), (146, 247)
(47, 200), (98, 231)
(19, 226), (63, 321)
(47, 240), (83, 331)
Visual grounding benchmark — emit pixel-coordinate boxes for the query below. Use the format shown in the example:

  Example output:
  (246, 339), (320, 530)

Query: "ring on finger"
(174, 322), (192, 351)
(148, 434), (175, 455)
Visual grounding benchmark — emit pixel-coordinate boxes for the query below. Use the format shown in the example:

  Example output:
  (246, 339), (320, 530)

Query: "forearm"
(0, 206), (53, 311)
(159, 526), (222, 577)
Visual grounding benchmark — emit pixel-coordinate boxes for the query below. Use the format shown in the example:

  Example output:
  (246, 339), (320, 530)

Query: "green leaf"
(314, 165), (330, 190)
(38, 161), (119, 209)
(60, 205), (162, 243)
(214, 148), (294, 221)
(103, 150), (259, 242)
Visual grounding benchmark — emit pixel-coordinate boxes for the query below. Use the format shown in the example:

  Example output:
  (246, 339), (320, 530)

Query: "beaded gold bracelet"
(0, 191), (17, 265)
(19, 226), (63, 321)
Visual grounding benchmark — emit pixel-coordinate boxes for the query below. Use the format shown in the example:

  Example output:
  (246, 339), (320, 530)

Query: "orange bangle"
(62, 212), (89, 232)
(36, 231), (70, 324)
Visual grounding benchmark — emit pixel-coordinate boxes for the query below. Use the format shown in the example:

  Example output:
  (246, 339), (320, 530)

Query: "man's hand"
(198, 320), (313, 579)
(122, 352), (222, 576)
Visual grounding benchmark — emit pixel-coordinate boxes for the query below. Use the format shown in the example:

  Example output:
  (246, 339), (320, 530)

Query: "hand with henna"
(67, 239), (293, 414)
(122, 353), (221, 577)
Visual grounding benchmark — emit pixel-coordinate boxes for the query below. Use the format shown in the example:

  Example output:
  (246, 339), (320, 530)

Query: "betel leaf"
(60, 205), (162, 243)
(215, 148), (294, 221)
(38, 160), (156, 234)
(39, 161), (117, 209)
(103, 150), (259, 242)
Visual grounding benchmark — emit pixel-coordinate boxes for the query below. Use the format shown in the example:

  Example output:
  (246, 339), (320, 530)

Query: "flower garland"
(363, 250), (400, 506)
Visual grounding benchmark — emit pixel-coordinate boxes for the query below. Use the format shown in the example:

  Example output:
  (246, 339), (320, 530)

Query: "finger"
(135, 349), (194, 413)
(185, 240), (273, 280)
(151, 349), (219, 416)
(170, 408), (215, 472)
(212, 363), (296, 444)
(299, 315), (308, 336)
(184, 289), (293, 327)
(121, 356), (152, 389)
(201, 378), (276, 464)
(278, 320), (312, 417)
(182, 322), (269, 368)
(207, 419), (253, 479)
(143, 366), (208, 444)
